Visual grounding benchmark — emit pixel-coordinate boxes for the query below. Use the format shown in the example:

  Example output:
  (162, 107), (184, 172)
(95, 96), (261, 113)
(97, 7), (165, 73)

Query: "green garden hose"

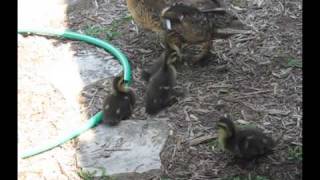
(20, 111), (103, 159)
(18, 29), (132, 159)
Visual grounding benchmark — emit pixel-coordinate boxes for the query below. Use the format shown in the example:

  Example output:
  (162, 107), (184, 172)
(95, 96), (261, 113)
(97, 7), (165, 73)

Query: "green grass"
(77, 168), (114, 180)
(288, 145), (302, 161)
(83, 15), (132, 41)
(160, 178), (172, 180)
(285, 58), (302, 68)
(225, 174), (269, 180)
(231, 0), (248, 7)
(83, 25), (120, 41)
(77, 169), (96, 180)
(253, 176), (269, 180)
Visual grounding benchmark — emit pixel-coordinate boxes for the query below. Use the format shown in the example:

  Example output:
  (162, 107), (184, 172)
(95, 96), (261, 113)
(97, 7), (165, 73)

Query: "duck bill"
(165, 19), (172, 30)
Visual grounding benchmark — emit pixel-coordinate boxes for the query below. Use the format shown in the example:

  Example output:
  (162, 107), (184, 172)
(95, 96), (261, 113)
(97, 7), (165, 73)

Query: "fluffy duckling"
(217, 117), (276, 160)
(145, 50), (178, 115)
(141, 39), (182, 82)
(102, 74), (135, 126)
(141, 52), (167, 82)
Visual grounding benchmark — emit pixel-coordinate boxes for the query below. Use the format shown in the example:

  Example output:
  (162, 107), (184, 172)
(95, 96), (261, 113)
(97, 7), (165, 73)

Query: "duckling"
(102, 73), (135, 126)
(161, 3), (251, 64)
(141, 51), (167, 82)
(217, 117), (276, 160)
(141, 35), (183, 82)
(145, 50), (178, 115)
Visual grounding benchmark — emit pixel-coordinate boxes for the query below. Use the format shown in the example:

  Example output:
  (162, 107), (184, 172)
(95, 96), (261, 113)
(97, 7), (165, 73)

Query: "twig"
(267, 109), (291, 116)
(280, 118), (287, 129)
(134, 164), (144, 172)
(183, 107), (191, 122)
(88, 89), (98, 108)
(56, 160), (70, 180)
(290, 142), (302, 146)
(189, 134), (217, 146)
(200, 8), (228, 13)
(207, 84), (233, 89)
(74, 153), (79, 169)
(104, 148), (131, 151)
(184, 106), (195, 138)
(278, 0), (285, 15)
(242, 89), (273, 96)
(272, 83), (278, 95)
(94, 0), (99, 9)
(169, 145), (177, 169)
(295, 115), (302, 128)
(82, 16), (98, 23)
(235, 36), (257, 43)
(49, 121), (58, 130)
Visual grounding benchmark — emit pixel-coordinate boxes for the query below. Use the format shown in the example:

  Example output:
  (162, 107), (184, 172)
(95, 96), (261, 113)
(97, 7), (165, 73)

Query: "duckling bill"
(145, 50), (178, 115)
(217, 117), (276, 160)
(102, 74), (135, 126)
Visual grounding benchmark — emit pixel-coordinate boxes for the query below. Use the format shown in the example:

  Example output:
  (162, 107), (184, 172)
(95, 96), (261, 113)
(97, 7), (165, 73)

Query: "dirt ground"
(18, 0), (302, 179)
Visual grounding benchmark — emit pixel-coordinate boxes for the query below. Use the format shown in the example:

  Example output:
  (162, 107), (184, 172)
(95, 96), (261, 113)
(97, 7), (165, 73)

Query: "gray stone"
(75, 54), (122, 86)
(40, 53), (121, 112)
(76, 119), (170, 177)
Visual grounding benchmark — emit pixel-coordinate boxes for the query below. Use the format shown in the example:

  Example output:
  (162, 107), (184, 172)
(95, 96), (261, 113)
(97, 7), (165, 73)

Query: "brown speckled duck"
(126, 0), (250, 63)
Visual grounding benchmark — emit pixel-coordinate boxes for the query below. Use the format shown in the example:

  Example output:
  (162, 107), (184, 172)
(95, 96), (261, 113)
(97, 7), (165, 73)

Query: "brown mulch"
(67, 0), (302, 179)
(19, 0), (302, 179)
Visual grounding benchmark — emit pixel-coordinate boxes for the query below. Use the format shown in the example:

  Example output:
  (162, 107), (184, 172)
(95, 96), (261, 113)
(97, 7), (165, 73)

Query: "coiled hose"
(18, 29), (132, 159)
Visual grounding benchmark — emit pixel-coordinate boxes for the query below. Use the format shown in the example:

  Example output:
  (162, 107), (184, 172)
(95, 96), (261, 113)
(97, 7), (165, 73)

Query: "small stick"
(189, 134), (217, 146)
(242, 90), (273, 96)
(200, 8), (227, 13)
(88, 89), (99, 108)
(104, 148), (131, 151)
